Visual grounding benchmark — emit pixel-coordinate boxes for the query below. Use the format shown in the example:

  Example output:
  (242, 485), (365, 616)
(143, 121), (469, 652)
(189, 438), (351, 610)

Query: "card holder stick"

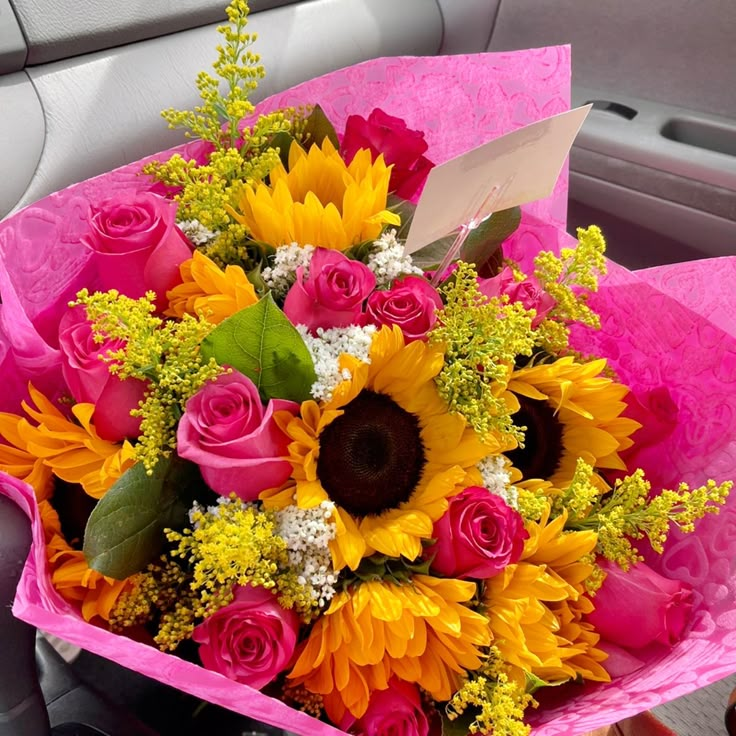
(429, 184), (500, 287)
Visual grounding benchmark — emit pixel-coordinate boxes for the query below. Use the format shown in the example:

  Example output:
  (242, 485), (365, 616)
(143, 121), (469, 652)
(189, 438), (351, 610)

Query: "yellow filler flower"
(506, 356), (640, 489)
(289, 575), (491, 722)
(230, 139), (400, 250)
(166, 250), (258, 324)
(262, 327), (504, 571)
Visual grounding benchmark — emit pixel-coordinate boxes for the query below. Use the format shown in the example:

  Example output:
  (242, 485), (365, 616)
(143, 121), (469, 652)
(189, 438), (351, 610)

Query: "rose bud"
(341, 109), (434, 201)
(177, 370), (297, 501)
(586, 559), (694, 649)
(339, 678), (433, 736)
(192, 585), (300, 690)
(58, 305), (147, 442)
(428, 486), (529, 579)
(283, 247), (375, 333)
(478, 265), (555, 328)
(82, 191), (192, 310)
(365, 276), (442, 342)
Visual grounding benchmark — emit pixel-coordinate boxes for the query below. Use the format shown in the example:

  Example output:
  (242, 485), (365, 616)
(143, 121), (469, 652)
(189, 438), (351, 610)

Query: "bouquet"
(1, 3), (735, 734)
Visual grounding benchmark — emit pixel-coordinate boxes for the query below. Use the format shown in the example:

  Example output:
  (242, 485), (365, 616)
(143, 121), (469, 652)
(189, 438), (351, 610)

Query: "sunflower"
(483, 506), (609, 685)
(262, 327), (505, 570)
(18, 385), (136, 499)
(505, 357), (640, 488)
(0, 385), (134, 499)
(165, 250), (258, 325)
(40, 499), (133, 622)
(0, 388), (137, 621)
(289, 574), (490, 723)
(0, 410), (53, 500)
(230, 139), (400, 250)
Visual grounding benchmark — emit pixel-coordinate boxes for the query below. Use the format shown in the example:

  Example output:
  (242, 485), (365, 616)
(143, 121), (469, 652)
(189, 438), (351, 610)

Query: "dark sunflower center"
(317, 390), (426, 518)
(506, 396), (564, 480)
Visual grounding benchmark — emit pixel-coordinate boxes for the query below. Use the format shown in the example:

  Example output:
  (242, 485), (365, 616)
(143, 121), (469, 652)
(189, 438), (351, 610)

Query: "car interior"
(0, 0), (734, 734)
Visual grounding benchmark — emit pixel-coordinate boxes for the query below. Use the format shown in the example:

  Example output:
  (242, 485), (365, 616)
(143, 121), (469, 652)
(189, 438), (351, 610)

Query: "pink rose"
(619, 388), (675, 477)
(340, 679), (432, 736)
(478, 266), (555, 328)
(81, 192), (192, 309)
(428, 486), (528, 579)
(586, 560), (694, 649)
(192, 585), (299, 689)
(283, 248), (375, 332)
(176, 371), (297, 501)
(596, 641), (646, 678)
(342, 109), (434, 201)
(58, 306), (147, 442)
(624, 387), (678, 449)
(366, 276), (442, 342)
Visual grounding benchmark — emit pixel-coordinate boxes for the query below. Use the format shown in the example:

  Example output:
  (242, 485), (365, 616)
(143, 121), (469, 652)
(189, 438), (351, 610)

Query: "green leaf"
(270, 130), (296, 168)
(245, 260), (268, 297)
(410, 206), (521, 273)
(440, 711), (475, 736)
(410, 238), (452, 271)
(387, 195), (416, 241)
(343, 238), (378, 263)
(460, 206), (521, 273)
(524, 670), (567, 694)
(200, 292), (317, 403)
(303, 104), (340, 150)
(84, 458), (204, 579)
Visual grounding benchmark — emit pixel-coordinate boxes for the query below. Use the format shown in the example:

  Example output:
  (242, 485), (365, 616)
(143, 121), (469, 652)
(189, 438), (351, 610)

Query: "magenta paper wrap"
(524, 257), (736, 733)
(1, 49), (734, 735)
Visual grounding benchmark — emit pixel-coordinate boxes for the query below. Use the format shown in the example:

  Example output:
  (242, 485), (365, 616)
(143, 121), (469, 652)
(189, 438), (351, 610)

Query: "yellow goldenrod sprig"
(446, 647), (535, 736)
(144, 118), (289, 235)
(162, 496), (319, 649)
(552, 458), (605, 520)
(109, 557), (191, 632)
(581, 551), (607, 595)
(161, 0), (263, 149)
(533, 225), (607, 353)
(564, 459), (732, 569)
(429, 261), (535, 443)
(143, 0), (300, 241)
(516, 484), (559, 523)
(73, 289), (223, 471)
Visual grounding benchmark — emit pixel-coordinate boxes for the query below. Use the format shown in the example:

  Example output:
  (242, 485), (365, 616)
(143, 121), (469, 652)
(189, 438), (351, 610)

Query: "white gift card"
(403, 105), (592, 255)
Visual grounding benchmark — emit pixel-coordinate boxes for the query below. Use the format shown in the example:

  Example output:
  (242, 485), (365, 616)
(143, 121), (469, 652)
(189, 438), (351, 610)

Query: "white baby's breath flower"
(187, 501), (204, 526)
(262, 243), (315, 298)
(477, 455), (519, 509)
(187, 495), (235, 527)
(297, 324), (376, 402)
(177, 219), (219, 247)
(276, 501), (338, 608)
(366, 229), (423, 289)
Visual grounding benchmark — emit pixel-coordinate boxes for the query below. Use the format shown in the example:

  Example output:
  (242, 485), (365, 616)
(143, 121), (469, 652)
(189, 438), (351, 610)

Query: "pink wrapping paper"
(1, 49), (735, 735)
(525, 257), (736, 733)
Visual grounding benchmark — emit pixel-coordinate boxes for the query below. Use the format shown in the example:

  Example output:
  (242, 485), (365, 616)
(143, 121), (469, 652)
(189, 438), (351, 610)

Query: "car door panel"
(487, 0), (736, 266)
